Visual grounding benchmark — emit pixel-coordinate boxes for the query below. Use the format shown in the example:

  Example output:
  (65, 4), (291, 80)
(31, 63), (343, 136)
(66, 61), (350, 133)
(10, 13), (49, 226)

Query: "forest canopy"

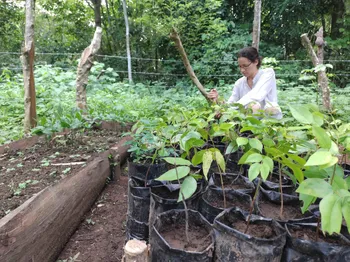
(0, 0), (349, 86)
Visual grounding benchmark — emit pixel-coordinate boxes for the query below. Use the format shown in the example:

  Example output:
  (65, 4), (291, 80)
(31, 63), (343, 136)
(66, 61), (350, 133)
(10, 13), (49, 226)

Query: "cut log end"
(123, 239), (149, 262)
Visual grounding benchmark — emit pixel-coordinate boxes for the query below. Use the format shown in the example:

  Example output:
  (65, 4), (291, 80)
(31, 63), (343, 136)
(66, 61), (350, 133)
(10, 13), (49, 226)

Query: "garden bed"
(0, 124), (129, 218)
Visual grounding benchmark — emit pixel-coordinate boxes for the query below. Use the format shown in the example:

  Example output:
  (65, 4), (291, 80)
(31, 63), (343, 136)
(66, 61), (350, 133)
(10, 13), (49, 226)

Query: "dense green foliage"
(0, 63), (349, 144)
(0, 0), (349, 143)
(0, 0), (349, 85)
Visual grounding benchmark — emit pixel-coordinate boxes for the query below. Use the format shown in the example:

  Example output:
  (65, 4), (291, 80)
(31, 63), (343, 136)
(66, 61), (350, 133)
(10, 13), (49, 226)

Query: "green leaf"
(296, 178), (333, 198)
(329, 141), (339, 155)
(191, 174), (203, 180)
(346, 177), (350, 189)
(249, 138), (263, 153)
(219, 122), (235, 131)
(320, 193), (342, 234)
(163, 157), (191, 166)
(197, 128), (209, 141)
(184, 137), (205, 152)
(286, 125), (312, 131)
(178, 176), (197, 202)
(202, 151), (213, 179)
(180, 131), (203, 152)
(312, 111), (324, 126)
(262, 138), (275, 147)
(289, 105), (314, 124)
(262, 156), (274, 171)
(265, 147), (284, 158)
(287, 154), (306, 166)
(248, 163), (261, 181)
(192, 150), (205, 166)
(290, 166), (304, 183)
(312, 126), (331, 149)
(342, 198), (350, 234)
(319, 156), (339, 169)
(245, 153), (263, 163)
(238, 149), (255, 165)
(236, 137), (248, 147)
(246, 117), (262, 125)
(156, 166), (190, 181)
(225, 141), (237, 155)
(214, 150), (226, 173)
(304, 167), (328, 179)
(300, 193), (316, 214)
(260, 162), (270, 181)
(331, 175), (348, 191)
(304, 151), (333, 166)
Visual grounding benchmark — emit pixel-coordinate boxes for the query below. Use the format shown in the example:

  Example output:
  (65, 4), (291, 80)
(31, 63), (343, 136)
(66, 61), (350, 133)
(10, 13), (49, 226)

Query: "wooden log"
(0, 136), (42, 155)
(0, 136), (132, 262)
(123, 239), (149, 262)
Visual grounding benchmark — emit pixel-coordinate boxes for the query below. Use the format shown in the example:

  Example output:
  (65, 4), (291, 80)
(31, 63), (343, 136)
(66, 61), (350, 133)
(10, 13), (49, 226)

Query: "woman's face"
(238, 57), (258, 79)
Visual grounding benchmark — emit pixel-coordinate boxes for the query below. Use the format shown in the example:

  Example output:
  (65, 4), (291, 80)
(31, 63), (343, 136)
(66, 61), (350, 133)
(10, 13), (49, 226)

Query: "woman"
(208, 47), (282, 119)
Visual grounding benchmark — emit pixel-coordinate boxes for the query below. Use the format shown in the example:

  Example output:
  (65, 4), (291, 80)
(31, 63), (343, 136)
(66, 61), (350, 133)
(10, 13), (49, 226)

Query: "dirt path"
(58, 167), (128, 262)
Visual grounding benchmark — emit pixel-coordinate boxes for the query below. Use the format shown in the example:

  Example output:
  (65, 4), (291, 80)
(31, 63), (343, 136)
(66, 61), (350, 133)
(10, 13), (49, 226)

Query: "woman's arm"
(227, 81), (240, 104)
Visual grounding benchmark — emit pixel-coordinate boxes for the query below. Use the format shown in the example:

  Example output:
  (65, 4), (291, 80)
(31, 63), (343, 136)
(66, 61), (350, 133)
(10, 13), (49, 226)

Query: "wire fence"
(1, 52), (349, 86)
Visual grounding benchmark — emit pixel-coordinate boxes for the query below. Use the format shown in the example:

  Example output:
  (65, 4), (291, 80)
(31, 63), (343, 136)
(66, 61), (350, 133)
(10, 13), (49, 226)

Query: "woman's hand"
(208, 89), (219, 102)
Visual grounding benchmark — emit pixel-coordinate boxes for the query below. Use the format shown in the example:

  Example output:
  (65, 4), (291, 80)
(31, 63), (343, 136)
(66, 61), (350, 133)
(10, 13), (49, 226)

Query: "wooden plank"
(0, 136), (131, 262)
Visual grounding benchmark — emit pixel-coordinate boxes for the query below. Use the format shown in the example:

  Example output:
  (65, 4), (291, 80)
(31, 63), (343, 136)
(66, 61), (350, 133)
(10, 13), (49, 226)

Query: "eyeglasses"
(238, 62), (252, 69)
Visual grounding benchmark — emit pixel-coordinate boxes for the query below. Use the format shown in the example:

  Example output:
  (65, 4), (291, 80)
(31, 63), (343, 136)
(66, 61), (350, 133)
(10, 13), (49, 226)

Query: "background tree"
(21, 0), (37, 132)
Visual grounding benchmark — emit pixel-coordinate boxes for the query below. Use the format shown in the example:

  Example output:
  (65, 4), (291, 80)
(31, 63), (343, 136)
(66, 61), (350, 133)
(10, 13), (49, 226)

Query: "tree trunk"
(330, 0), (345, 39)
(169, 27), (210, 103)
(252, 0), (262, 51)
(21, 0), (37, 133)
(104, 0), (116, 53)
(76, 27), (102, 111)
(91, 0), (102, 27)
(301, 32), (331, 111)
(121, 0), (132, 84)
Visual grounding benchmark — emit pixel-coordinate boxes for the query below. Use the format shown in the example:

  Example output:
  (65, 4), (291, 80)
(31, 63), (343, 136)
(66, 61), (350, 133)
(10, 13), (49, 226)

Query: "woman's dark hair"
(237, 47), (262, 68)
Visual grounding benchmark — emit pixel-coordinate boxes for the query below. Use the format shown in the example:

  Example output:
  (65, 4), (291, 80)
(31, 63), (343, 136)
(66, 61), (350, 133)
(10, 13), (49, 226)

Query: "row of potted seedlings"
(124, 104), (350, 261)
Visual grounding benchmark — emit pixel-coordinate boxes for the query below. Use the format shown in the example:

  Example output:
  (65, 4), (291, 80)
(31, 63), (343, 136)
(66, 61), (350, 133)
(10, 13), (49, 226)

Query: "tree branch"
(170, 27), (210, 103)
(301, 32), (331, 111)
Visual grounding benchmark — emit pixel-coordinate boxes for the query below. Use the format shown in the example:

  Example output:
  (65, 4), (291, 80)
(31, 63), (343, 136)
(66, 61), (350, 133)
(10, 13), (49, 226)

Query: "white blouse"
(227, 68), (282, 119)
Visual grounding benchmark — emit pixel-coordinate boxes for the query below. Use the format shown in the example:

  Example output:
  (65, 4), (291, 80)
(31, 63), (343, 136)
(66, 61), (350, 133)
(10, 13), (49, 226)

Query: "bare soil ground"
(58, 166), (129, 262)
